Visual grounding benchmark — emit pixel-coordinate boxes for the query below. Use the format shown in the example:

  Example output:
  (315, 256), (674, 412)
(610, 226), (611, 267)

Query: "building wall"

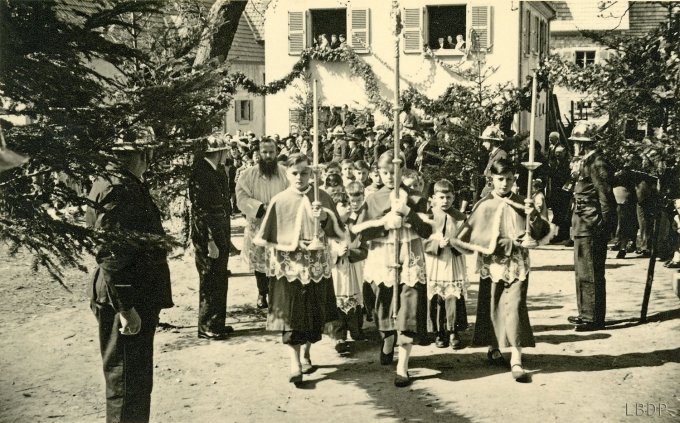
(549, 1), (670, 127)
(225, 62), (266, 136)
(265, 0), (553, 138)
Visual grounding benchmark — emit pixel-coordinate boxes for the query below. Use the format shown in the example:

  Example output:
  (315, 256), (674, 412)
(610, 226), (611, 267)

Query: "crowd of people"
(83, 118), (680, 422)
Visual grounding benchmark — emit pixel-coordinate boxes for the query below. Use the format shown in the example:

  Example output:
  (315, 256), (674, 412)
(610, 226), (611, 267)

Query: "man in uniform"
(567, 123), (617, 331)
(87, 127), (173, 423)
(189, 132), (232, 340)
(236, 138), (289, 308)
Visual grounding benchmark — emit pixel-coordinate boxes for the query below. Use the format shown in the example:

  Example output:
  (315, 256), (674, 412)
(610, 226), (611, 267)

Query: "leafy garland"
(221, 46), (392, 116)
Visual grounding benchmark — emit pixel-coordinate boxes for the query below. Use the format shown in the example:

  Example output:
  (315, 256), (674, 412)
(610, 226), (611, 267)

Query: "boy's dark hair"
(402, 168), (421, 181)
(532, 178), (544, 190)
(286, 153), (309, 168)
(489, 158), (516, 176)
(325, 161), (341, 171)
(325, 173), (344, 187)
(354, 160), (369, 170)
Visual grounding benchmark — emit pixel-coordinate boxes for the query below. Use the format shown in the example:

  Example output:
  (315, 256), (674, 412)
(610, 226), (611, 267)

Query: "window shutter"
(402, 8), (422, 54)
(524, 10), (530, 55)
(288, 11), (306, 55)
(349, 8), (370, 53)
(532, 16), (539, 54)
(235, 100), (242, 123)
(470, 6), (492, 52)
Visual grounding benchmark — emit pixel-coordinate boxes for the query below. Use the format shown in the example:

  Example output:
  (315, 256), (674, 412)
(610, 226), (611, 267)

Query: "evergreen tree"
(0, 0), (244, 283)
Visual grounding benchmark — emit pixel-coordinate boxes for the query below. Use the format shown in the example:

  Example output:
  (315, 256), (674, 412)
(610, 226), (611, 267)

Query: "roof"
(226, 10), (264, 63)
(550, 0), (630, 32)
(628, 2), (670, 37)
(244, 0), (271, 41)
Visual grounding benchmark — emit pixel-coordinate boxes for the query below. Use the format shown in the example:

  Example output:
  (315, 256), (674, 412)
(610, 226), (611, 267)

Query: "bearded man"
(236, 139), (289, 308)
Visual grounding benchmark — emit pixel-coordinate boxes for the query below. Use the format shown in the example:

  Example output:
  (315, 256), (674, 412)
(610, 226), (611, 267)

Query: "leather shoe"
(394, 372), (411, 387)
(615, 250), (626, 259)
(434, 336), (448, 348)
(257, 294), (268, 309)
(450, 333), (463, 350)
(574, 322), (605, 332)
(198, 330), (228, 340)
(567, 315), (586, 325)
(221, 325), (234, 334)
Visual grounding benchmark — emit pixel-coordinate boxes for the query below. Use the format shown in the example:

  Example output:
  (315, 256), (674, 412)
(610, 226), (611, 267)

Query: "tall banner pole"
(522, 71), (541, 248)
(308, 79), (323, 250)
(391, 3), (402, 320)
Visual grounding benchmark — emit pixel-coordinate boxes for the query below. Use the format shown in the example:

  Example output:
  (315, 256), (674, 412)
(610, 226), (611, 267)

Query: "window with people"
(310, 8), (347, 51)
(426, 5), (467, 54)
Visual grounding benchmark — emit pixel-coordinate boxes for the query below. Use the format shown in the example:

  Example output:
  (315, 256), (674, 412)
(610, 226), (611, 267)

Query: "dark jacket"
(86, 170), (173, 312)
(333, 138), (349, 162)
(348, 145), (365, 163)
(572, 150), (617, 237)
(189, 159), (231, 250)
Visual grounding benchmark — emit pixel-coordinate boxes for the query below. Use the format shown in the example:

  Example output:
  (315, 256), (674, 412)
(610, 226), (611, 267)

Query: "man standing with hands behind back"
(189, 131), (233, 340)
(87, 126), (173, 423)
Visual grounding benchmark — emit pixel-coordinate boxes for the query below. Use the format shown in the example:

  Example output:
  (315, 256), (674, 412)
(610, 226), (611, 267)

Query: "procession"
(1, 1), (680, 422)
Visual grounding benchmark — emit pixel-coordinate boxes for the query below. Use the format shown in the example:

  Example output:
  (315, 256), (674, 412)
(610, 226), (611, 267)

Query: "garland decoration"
(220, 46), (392, 116)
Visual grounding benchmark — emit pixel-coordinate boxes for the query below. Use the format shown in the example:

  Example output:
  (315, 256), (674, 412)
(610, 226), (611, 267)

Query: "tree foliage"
(0, 0), (241, 283)
(539, 3), (680, 183)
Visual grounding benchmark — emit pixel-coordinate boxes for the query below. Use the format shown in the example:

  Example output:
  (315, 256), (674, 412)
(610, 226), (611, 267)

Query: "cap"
(112, 126), (158, 151)
(569, 122), (599, 142)
(479, 125), (504, 141)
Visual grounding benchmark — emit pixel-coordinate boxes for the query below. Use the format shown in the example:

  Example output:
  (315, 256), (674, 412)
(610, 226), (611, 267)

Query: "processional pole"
(307, 79), (324, 251)
(391, 2), (403, 320)
(521, 71), (541, 248)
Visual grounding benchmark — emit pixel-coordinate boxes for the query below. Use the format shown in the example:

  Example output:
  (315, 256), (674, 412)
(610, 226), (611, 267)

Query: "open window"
(310, 8), (347, 51)
(288, 8), (371, 55)
(425, 5), (466, 55)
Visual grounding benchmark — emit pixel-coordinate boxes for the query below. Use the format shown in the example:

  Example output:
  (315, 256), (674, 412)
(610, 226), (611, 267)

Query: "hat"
(479, 125), (504, 141)
(112, 126), (158, 151)
(569, 122), (599, 142)
(330, 126), (345, 138)
(205, 133), (230, 152)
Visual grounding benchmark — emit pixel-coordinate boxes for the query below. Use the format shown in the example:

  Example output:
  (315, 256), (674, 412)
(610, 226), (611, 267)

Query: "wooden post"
(391, 4), (402, 320)
(522, 72), (541, 248)
(307, 79), (323, 251)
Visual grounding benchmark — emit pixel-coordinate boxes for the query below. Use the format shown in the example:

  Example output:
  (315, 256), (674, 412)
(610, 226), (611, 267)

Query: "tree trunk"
(193, 0), (248, 67)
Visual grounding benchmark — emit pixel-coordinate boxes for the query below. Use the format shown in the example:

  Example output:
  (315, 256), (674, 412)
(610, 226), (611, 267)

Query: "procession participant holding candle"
(254, 153), (344, 385)
(455, 158), (553, 382)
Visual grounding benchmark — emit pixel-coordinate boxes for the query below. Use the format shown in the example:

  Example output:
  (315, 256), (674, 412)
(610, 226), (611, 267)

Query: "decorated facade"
(263, 0), (555, 140)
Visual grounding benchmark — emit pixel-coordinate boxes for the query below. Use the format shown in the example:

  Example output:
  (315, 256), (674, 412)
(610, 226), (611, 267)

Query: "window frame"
(235, 99), (253, 123)
(575, 50), (597, 68)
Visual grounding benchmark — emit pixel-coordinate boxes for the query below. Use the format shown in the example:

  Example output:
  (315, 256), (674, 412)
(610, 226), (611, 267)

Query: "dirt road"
(1, 216), (679, 422)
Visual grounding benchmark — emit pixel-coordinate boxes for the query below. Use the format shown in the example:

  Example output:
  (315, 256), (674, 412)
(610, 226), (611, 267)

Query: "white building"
(549, 1), (669, 129)
(264, 0), (555, 142)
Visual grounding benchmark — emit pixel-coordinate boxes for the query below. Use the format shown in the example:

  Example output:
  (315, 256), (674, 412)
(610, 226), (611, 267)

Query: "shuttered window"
(288, 11), (306, 55)
(524, 10), (531, 55)
(470, 5), (492, 52)
(532, 16), (539, 54)
(402, 8), (423, 54)
(235, 100), (253, 122)
(349, 8), (370, 53)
